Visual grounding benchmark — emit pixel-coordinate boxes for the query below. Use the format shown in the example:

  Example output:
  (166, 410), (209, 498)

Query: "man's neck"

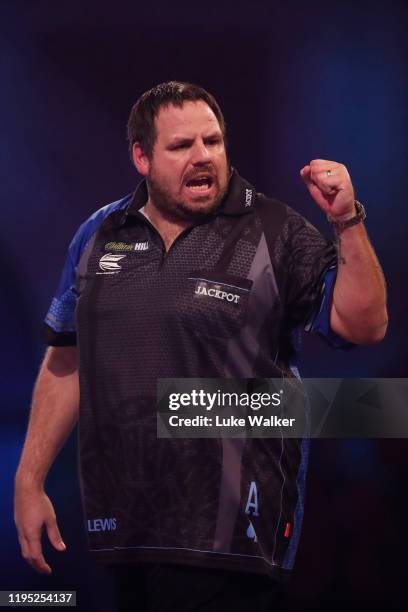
(143, 200), (193, 252)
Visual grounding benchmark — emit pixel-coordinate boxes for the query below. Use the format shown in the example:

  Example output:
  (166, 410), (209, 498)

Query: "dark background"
(1, 1), (407, 610)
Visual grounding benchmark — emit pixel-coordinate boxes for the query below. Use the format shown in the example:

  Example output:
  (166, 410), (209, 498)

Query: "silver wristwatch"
(327, 200), (366, 230)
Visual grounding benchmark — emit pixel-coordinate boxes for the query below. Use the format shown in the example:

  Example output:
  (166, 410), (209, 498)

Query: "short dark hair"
(127, 81), (227, 160)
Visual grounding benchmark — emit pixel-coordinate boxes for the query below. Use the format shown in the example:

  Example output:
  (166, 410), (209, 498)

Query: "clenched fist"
(300, 159), (355, 221)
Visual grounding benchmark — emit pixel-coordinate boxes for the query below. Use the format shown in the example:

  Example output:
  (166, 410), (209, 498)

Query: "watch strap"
(327, 200), (366, 230)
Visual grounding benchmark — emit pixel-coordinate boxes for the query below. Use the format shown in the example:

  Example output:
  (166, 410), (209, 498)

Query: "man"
(14, 81), (387, 611)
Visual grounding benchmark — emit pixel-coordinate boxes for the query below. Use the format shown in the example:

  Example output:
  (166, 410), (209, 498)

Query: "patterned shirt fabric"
(44, 169), (340, 581)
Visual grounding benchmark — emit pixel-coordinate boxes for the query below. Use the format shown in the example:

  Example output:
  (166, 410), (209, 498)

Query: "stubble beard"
(146, 166), (230, 222)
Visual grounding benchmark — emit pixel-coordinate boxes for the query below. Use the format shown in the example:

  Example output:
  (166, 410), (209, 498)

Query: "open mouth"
(185, 175), (214, 192)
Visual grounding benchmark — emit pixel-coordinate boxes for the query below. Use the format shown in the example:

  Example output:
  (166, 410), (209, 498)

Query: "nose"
(190, 139), (211, 165)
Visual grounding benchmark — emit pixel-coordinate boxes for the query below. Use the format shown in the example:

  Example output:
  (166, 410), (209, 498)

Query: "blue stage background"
(1, 1), (407, 609)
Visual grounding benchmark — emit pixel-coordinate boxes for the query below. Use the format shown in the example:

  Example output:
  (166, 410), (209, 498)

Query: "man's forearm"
(15, 347), (79, 490)
(330, 223), (388, 343)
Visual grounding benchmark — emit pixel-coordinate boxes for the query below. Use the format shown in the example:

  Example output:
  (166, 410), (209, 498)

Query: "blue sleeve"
(43, 194), (133, 346)
(308, 267), (354, 350)
(43, 225), (87, 344)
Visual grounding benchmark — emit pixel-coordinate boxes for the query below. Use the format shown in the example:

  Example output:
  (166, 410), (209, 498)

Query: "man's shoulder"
(252, 187), (330, 265)
(71, 193), (133, 246)
(254, 190), (309, 245)
(78, 193), (133, 235)
(255, 191), (299, 223)
(67, 192), (133, 264)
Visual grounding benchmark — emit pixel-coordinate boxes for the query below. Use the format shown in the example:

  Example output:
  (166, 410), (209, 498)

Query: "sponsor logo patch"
(104, 241), (149, 252)
(97, 252), (126, 274)
(133, 241), (149, 251)
(193, 280), (241, 305)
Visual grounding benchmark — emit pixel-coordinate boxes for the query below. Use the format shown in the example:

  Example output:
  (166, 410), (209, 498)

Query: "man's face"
(144, 101), (229, 221)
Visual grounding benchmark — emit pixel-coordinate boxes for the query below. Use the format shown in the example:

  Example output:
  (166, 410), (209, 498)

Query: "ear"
(132, 143), (150, 176)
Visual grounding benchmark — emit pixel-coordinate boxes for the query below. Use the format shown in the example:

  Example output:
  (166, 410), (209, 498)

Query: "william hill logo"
(105, 241), (149, 252)
(88, 517), (117, 532)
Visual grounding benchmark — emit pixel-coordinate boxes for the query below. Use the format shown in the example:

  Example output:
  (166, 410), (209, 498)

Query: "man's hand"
(14, 346), (79, 574)
(300, 159), (355, 221)
(14, 484), (66, 574)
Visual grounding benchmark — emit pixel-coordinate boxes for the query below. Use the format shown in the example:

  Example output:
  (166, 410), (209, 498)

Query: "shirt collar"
(123, 167), (256, 223)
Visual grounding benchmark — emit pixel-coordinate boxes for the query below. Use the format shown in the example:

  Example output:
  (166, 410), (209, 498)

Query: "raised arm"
(300, 159), (388, 344)
(14, 346), (79, 574)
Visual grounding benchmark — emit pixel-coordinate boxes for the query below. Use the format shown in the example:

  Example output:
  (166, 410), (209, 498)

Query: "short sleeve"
(281, 209), (338, 329)
(308, 268), (354, 349)
(43, 227), (84, 346)
(42, 193), (134, 346)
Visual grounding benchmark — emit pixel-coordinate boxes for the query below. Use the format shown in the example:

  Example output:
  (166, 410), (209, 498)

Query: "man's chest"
(75, 215), (266, 341)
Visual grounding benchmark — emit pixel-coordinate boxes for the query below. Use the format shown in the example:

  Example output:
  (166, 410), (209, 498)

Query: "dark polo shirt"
(44, 169), (339, 581)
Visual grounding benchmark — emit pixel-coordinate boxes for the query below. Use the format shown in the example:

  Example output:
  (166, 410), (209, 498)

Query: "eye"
(171, 142), (190, 150)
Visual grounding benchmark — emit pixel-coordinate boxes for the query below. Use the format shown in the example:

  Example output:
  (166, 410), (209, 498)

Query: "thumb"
(45, 518), (66, 552)
(300, 165), (312, 187)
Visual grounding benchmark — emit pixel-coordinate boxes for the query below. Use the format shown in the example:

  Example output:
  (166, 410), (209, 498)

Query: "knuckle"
(26, 535), (40, 544)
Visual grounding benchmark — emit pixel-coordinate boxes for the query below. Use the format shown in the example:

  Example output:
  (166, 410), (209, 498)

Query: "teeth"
(187, 184), (211, 190)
